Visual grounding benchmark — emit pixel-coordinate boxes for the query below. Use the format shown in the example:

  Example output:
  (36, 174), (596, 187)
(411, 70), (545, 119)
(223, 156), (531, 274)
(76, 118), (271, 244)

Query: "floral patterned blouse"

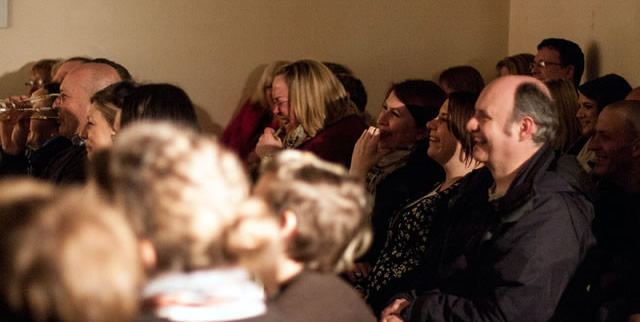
(359, 180), (462, 312)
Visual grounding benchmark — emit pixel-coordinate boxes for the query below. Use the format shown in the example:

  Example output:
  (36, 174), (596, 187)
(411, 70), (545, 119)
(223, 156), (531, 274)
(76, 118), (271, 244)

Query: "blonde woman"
(222, 61), (289, 162)
(255, 59), (367, 168)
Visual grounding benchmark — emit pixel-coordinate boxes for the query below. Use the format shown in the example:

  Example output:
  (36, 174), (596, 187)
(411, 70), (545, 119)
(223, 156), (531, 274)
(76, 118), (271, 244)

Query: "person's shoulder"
(271, 271), (375, 322)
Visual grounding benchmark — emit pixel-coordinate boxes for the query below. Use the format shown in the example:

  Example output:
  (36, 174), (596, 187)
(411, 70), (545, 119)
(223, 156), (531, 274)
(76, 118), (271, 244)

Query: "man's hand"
(1, 97), (31, 155)
(380, 298), (409, 322)
(255, 127), (283, 158)
(350, 127), (390, 180)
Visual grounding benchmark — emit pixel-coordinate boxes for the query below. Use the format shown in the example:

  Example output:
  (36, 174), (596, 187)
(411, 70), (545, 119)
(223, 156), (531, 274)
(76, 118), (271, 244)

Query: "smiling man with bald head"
(380, 76), (595, 322)
(1, 59), (128, 184)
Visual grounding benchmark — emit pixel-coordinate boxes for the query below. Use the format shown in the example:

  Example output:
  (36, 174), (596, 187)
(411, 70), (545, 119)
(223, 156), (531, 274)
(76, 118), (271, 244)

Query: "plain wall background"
(2, 1), (637, 133)
(1, 0), (509, 133)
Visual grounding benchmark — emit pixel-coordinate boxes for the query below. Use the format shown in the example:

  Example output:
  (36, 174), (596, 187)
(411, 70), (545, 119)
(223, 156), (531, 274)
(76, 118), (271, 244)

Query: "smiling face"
(376, 90), (423, 150)
(577, 93), (599, 136)
(589, 108), (635, 179)
(54, 68), (93, 138)
(271, 74), (298, 134)
(81, 104), (114, 160)
(427, 99), (460, 165)
(466, 80), (520, 167)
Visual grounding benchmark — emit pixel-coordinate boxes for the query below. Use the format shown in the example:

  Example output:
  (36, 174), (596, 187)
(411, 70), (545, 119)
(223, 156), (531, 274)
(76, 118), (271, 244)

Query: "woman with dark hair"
(348, 80), (446, 282)
(571, 74), (631, 172)
(438, 66), (485, 95)
(356, 92), (480, 314)
(119, 83), (200, 131)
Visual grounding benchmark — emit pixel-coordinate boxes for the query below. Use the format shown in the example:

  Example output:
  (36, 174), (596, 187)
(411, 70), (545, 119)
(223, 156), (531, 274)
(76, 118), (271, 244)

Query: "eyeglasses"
(530, 61), (564, 69)
(273, 100), (289, 111)
(25, 79), (45, 88)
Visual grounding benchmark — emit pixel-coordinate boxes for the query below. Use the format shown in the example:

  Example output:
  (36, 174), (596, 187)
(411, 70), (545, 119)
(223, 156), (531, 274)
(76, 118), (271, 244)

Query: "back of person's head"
(105, 121), (249, 273)
(438, 65), (485, 94)
(0, 179), (142, 322)
(387, 79), (446, 129)
(322, 62), (353, 76)
(537, 38), (585, 86)
(447, 91), (479, 164)
(251, 60), (289, 109)
(578, 74), (632, 111)
(545, 78), (582, 152)
(336, 73), (368, 113)
(496, 53), (534, 76)
(91, 58), (132, 81)
(512, 82), (558, 144)
(119, 83), (200, 131)
(90, 81), (137, 130)
(256, 150), (371, 273)
(277, 60), (351, 137)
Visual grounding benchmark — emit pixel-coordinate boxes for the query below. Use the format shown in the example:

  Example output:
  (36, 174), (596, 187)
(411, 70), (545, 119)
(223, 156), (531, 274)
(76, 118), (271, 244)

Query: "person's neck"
(489, 144), (541, 196)
(274, 256), (304, 289)
(440, 153), (477, 191)
(616, 165), (640, 194)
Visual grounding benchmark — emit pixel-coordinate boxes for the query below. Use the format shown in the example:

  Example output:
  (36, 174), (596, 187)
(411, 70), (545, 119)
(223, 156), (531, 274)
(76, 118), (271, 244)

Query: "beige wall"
(509, 0), (640, 86)
(0, 0), (509, 133)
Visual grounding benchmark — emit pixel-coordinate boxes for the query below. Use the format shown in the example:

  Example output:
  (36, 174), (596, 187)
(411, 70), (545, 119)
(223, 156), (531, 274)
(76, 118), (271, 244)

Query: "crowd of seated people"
(0, 36), (639, 322)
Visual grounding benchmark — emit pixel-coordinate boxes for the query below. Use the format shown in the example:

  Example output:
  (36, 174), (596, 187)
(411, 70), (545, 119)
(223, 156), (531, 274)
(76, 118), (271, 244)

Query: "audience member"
(438, 66), (485, 95)
(255, 59), (367, 168)
(358, 92), (479, 314)
(81, 81), (136, 160)
(253, 150), (375, 321)
(588, 100), (640, 322)
(545, 78), (582, 153)
(26, 58), (59, 95)
(322, 61), (354, 76)
(572, 74), (631, 173)
(336, 73), (369, 114)
(100, 122), (281, 322)
(380, 76), (595, 322)
(532, 38), (584, 87)
(496, 53), (534, 76)
(119, 83), (200, 131)
(0, 179), (142, 322)
(24, 82), (73, 177)
(348, 80), (445, 279)
(221, 61), (288, 162)
(1, 59), (125, 184)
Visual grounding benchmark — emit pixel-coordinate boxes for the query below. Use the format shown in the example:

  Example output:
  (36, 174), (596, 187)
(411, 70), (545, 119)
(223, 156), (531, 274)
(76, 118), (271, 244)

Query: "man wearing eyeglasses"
(531, 38), (584, 87)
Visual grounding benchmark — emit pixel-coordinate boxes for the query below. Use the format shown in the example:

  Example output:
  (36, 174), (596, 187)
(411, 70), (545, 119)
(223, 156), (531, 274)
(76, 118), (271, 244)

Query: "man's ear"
(139, 239), (157, 272)
(565, 65), (575, 81)
(416, 126), (429, 141)
(518, 116), (537, 141)
(281, 210), (298, 239)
